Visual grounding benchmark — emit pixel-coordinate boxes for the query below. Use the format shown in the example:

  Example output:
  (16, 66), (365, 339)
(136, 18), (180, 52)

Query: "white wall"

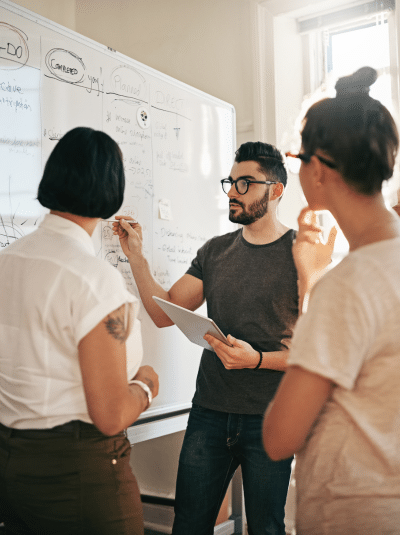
(273, 12), (306, 228)
(11, 0), (76, 29)
(75, 0), (255, 145)
(12, 0), (256, 143)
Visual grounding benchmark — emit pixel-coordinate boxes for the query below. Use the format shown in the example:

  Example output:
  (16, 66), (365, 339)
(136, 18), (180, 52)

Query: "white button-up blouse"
(0, 214), (142, 429)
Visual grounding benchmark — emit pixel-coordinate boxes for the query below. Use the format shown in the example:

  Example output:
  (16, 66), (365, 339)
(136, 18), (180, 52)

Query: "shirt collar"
(39, 214), (96, 256)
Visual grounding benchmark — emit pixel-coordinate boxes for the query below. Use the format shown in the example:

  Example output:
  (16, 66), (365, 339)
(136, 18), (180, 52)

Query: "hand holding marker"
(106, 219), (136, 226)
(110, 216), (144, 259)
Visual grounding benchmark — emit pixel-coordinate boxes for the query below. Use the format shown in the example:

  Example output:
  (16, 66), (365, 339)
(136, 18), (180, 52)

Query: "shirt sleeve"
(71, 261), (137, 345)
(185, 238), (211, 281)
(288, 272), (373, 390)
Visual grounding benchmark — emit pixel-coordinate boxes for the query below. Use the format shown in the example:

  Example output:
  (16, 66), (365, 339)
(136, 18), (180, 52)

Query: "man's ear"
(270, 181), (284, 200)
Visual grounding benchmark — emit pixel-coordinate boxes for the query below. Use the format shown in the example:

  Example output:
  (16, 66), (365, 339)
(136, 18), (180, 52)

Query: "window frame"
(299, 4), (400, 258)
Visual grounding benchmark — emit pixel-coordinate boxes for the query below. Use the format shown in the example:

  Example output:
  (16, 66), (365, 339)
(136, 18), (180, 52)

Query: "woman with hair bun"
(263, 67), (400, 534)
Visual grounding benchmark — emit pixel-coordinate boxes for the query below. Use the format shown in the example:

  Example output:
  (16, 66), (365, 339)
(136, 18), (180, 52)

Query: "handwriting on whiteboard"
(0, 23), (29, 70)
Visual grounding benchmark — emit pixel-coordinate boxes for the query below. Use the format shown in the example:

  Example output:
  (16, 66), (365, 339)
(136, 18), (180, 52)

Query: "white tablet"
(152, 296), (232, 352)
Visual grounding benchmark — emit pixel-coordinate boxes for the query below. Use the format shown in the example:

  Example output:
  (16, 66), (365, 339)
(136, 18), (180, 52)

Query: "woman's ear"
(310, 155), (325, 186)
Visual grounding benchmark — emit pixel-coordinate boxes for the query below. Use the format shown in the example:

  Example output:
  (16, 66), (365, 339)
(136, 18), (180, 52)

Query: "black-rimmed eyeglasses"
(285, 152), (337, 170)
(220, 177), (277, 195)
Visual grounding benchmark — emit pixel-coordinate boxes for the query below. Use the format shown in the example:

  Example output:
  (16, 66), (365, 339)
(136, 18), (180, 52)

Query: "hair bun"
(335, 66), (378, 96)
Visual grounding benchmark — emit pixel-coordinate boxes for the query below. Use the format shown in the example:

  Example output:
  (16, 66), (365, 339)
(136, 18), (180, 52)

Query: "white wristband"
(129, 380), (152, 409)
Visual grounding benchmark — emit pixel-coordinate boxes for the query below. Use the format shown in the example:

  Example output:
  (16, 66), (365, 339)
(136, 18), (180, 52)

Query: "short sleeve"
(186, 239), (211, 281)
(71, 261), (136, 345)
(288, 273), (373, 389)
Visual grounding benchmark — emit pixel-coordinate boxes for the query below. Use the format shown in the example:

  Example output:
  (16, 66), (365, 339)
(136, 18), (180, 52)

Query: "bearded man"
(114, 142), (298, 535)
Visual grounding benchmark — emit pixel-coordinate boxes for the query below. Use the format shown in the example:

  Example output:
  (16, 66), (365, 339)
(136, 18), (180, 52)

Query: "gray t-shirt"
(186, 228), (298, 414)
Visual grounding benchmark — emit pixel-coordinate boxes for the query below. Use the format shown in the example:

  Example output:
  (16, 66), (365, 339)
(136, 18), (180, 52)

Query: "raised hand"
(293, 207), (337, 307)
(112, 216), (144, 259)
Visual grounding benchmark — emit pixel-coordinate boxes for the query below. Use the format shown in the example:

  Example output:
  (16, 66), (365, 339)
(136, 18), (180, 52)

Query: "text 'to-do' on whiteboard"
(0, 0), (236, 440)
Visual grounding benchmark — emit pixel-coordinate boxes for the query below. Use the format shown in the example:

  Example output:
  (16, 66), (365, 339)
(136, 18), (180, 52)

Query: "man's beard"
(229, 189), (269, 225)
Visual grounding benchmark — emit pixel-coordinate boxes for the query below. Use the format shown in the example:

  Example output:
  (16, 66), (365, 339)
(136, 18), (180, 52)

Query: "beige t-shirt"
(288, 238), (400, 535)
(0, 214), (142, 429)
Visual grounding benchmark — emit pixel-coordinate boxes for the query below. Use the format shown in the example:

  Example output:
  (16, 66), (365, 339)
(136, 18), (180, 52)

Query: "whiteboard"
(0, 0), (236, 420)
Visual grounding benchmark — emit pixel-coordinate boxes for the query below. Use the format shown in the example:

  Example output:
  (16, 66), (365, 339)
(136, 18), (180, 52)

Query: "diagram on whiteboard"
(0, 215), (41, 248)
(0, 218), (24, 247)
(100, 220), (150, 299)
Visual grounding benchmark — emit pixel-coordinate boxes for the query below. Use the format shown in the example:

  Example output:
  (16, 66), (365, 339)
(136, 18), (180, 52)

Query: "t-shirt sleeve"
(185, 239), (211, 281)
(71, 261), (137, 345)
(288, 273), (373, 390)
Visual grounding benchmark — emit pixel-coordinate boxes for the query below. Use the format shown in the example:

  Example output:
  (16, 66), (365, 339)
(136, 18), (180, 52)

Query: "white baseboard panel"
(143, 502), (174, 534)
(214, 519), (235, 534)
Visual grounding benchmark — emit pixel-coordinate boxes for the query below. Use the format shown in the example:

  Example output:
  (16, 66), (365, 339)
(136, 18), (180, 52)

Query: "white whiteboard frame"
(0, 0), (236, 435)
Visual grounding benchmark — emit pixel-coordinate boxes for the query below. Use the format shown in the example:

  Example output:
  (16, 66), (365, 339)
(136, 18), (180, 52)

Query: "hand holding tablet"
(152, 296), (233, 352)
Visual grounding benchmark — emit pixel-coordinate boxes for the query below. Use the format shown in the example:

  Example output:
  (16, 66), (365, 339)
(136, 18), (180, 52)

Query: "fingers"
(297, 207), (316, 227)
(297, 208), (322, 233)
(112, 219), (127, 236)
(119, 218), (136, 233)
(326, 225), (338, 250)
(227, 334), (236, 344)
(298, 231), (322, 244)
(134, 365), (159, 397)
(203, 333), (219, 349)
(297, 208), (337, 248)
(297, 206), (310, 223)
(115, 215), (135, 221)
(204, 334), (256, 370)
(204, 334), (230, 360)
(112, 215), (134, 231)
(112, 218), (142, 239)
(112, 215), (137, 230)
(281, 338), (292, 350)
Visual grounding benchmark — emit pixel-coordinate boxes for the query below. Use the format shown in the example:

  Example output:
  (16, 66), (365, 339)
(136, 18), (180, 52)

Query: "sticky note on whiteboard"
(159, 199), (172, 220)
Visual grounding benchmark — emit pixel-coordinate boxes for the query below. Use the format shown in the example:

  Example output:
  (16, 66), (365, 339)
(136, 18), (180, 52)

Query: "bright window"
(326, 17), (392, 112)
(307, 10), (398, 257)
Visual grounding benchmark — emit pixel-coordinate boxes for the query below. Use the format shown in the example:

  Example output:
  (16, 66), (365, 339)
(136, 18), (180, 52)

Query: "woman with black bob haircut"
(0, 126), (158, 534)
(38, 126), (125, 218)
(264, 67), (400, 534)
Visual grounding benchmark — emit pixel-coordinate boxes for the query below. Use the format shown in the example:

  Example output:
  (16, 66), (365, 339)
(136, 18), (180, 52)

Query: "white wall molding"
(143, 502), (236, 535)
(258, 0), (367, 18)
(252, 1), (276, 144)
(236, 121), (254, 133)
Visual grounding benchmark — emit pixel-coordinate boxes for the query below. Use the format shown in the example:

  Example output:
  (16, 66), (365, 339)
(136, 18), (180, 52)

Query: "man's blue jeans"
(172, 404), (292, 535)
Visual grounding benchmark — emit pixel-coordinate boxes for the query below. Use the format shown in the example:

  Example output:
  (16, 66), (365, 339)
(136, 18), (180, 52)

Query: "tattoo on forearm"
(104, 305), (128, 342)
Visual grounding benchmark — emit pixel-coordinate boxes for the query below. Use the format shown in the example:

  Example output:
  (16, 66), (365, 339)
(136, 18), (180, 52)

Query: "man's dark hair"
(235, 142), (287, 187)
(38, 127), (125, 219)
